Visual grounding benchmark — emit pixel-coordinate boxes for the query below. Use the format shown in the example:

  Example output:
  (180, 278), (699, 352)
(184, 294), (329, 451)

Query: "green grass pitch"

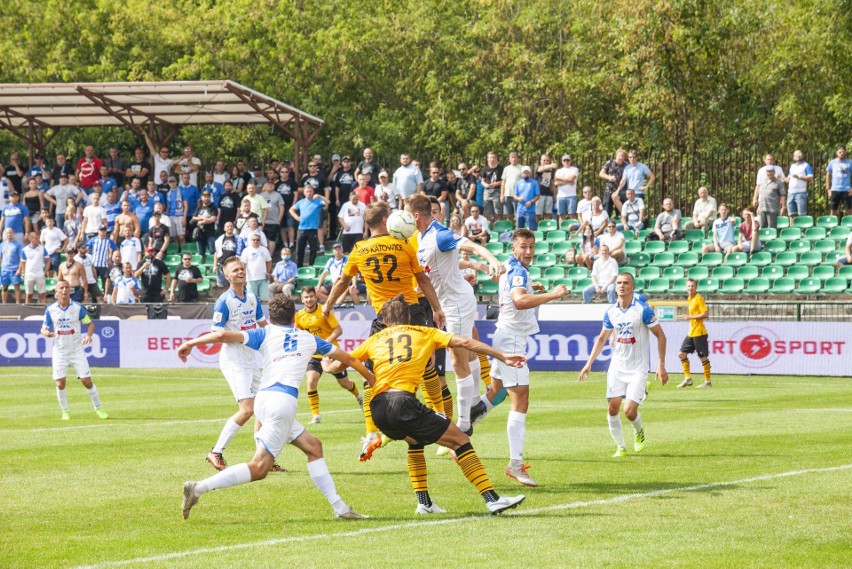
(1, 367), (849, 568)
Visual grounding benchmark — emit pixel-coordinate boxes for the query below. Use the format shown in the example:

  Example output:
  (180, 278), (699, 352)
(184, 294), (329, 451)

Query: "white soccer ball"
(386, 210), (417, 240)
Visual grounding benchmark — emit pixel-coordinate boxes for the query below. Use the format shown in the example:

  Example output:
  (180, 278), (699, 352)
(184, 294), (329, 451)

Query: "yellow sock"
(702, 359), (711, 382)
(307, 390), (320, 416)
(441, 385), (454, 422)
(407, 446), (428, 493)
(455, 442), (494, 495)
(478, 353), (492, 387)
(362, 381), (377, 434)
(680, 358), (691, 379)
(420, 367), (444, 414)
(347, 382), (360, 399)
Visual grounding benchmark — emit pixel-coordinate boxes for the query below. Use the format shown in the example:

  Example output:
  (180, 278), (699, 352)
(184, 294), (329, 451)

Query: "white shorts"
(254, 390), (305, 459)
(489, 330), (530, 387)
(606, 368), (647, 405)
(220, 361), (261, 401)
(25, 274), (46, 295)
(53, 348), (91, 380)
(170, 217), (186, 238)
(443, 297), (476, 337)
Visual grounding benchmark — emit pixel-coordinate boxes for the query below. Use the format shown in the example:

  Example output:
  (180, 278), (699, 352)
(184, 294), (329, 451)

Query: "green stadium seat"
(799, 251), (822, 267)
(726, 252), (748, 267)
(691, 241), (708, 252)
(299, 277), (319, 289)
(786, 265), (809, 280)
(792, 215), (814, 229)
(567, 266), (589, 279)
(545, 230), (567, 242)
(774, 251), (797, 267)
(637, 229), (654, 240)
(769, 277), (795, 293)
(804, 227), (826, 240)
(788, 239), (811, 254)
(840, 215), (852, 228)
(796, 277), (821, 294)
(668, 240), (689, 255)
(575, 277), (593, 290)
(812, 239), (836, 255)
(534, 253), (557, 268)
(712, 265), (734, 280)
(762, 265), (785, 281)
(823, 277), (848, 294)
(645, 278), (671, 294)
(620, 266), (637, 276)
(662, 266), (684, 279)
(189, 254), (202, 265)
(736, 265), (759, 280)
(830, 225), (851, 241)
(536, 277), (552, 289)
(165, 254), (181, 265)
(477, 281), (499, 295)
(683, 229), (706, 243)
(533, 231), (545, 241)
(775, 216), (791, 229)
(699, 252), (723, 267)
(650, 252), (675, 267)
(166, 242), (180, 256)
(534, 241), (550, 254)
(672, 278), (689, 290)
(744, 277), (770, 294)
(765, 239), (786, 254)
(197, 280), (211, 293)
(627, 252), (650, 267)
(528, 266), (543, 279)
(688, 266), (709, 280)
(544, 267), (565, 280)
(538, 219), (557, 232)
(495, 253), (511, 262)
(719, 277), (744, 294)
(45, 277), (57, 293)
(560, 219), (579, 231)
(486, 242), (505, 254)
(758, 227), (777, 241)
(624, 240), (642, 255)
(493, 220), (513, 233)
(816, 215), (838, 229)
(643, 240), (666, 255)
(551, 241), (573, 256)
(622, 231), (635, 241)
(552, 278), (574, 290)
(840, 265), (852, 279)
(779, 227), (802, 241)
(813, 265), (836, 281)
(698, 278), (719, 293)
(747, 251), (772, 266)
(638, 266), (660, 280)
(633, 278), (646, 292)
(313, 254), (330, 267)
(677, 252), (699, 268)
(297, 266), (316, 278)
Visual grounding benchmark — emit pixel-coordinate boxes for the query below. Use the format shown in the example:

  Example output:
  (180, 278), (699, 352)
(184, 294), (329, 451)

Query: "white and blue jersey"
(242, 325), (334, 391)
(43, 301), (91, 352)
(496, 256), (538, 335)
(417, 219), (473, 305)
(113, 275), (140, 304)
(212, 288), (266, 367)
(602, 298), (659, 374)
(322, 255), (348, 283)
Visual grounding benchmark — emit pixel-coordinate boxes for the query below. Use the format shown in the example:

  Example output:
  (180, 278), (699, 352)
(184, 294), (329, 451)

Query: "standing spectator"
(513, 166), (540, 230)
(22, 178), (45, 227)
(241, 182), (266, 222)
(104, 250), (123, 302)
(87, 225), (117, 292)
(104, 147), (128, 188)
(28, 154), (51, 186)
(135, 247), (171, 302)
(599, 148), (627, 216)
(240, 234), (272, 302)
(144, 134), (173, 184)
(290, 186), (327, 267)
(125, 147), (151, 187)
(500, 152), (523, 221)
(174, 145), (202, 187)
(826, 145), (852, 217)
(155, 170), (171, 197)
(752, 167), (786, 229)
(554, 155), (579, 228)
(96, 165), (117, 197)
(101, 187), (121, 234)
(200, 171), (225, 207)
(239, 216), (268, 249)
(613, 150), (654, 212)
(619, 188), (646, 236)
(146, 211), (171, 260)
(57, 246), (88, 302)
(583, 244), (618, 304)
(338, 190), (367, 253)
(169, 253), (204, 303)
(40, 214), (66, 277)
(79, 192), (107, 244)
(392, 153), (424, 200)
(275, 165), (298, 248)
(0, 228), (24, 303)
(649, 198), (682, 243)
(217, 181), (240, 234)
(74, 242), (103, 303)
(755, 153), (785, 188)
(684, 186), (717, 233)
(178, 172), (200, 219)
(118, 225), (142, 269)
(481, 151), (504, 222)
(50, 153), (74, 186)
(423, 166), (449, 221)
(119, 178), (142, 209)
(112, 262), (141, 304)
(354, 148), (383, 187)
(259, 183), (283, 255)
(192, 190), (218, 262)
(113, 200), (141, 243)
(229, 164), (246, 194)
(269, 247), (298, 298)
(454, 163), (476, 218)
(234, 198), (258, 235)
(45, 173), (82, 228)
(534, 154), (556, 222)
(213, 221), (244, 290)
(463, 205), (490, 247)
(75, 146), (103, 192)
(598, 222), (626, 264)
(166, 176), (188, 250)
(727, 208), (761, 260)
(5, 152), (25, 192)
(327, 157), (352, 237)
(1, 191), (31, 243)
(133, 190), (154, 237)
(785, 150), (813, 219)
(21, 231), (49, 304)
(62, 205), (80, 250)
(375, 171), (400, 210)
(702, 203), (736, 254)
(212, 160), (228, 186)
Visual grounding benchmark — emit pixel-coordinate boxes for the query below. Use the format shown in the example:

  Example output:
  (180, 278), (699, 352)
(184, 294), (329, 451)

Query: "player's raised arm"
(327, 347), (375, 386)
(578, 326), (614, 382)
(176, 330), (246, 361)
(447, 334), (526, 368)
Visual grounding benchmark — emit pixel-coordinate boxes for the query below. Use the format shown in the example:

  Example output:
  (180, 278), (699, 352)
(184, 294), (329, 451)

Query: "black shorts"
(680, 334), (709, 358)
(263, 224), (280, 244)
(370, 390), (451, 445)
(829, 191), (852, 211)
(370, 301), (427, 335)
(306, 357), (347, 379)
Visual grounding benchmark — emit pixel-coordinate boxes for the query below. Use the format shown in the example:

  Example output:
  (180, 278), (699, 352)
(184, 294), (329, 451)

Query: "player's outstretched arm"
(460, 240), (504, 278)
(511, 283), (568, 311)
(176, 330), (244, 361)
(649, 324), (669, 385)
(578, 327), (613, 382)
(448, 335), (526, 368)
(329, 349), (375, 386)
(323, 274), (353, 316)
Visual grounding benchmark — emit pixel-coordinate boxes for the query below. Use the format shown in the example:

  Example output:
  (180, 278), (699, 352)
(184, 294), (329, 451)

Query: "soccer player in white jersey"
(579, 272), (669, 457)
(476, 228), (568, 486)
(177, 296), (370, 520)
(405, 194), (504, 434)
(40, 280), (108, 420)
(205, 255), (269, 472)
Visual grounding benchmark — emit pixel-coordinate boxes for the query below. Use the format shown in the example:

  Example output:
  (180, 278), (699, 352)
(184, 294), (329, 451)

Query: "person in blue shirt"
(289, 185), (328, 267)
(826, 145), (852, 217)
(133, 188), (155, 233)
(513, 166), (540, 230)
(613, 150), (655, 211)
(0, 192), (31, 243)
(96, 165), (118, 197)
(0, 228), (24, 303)
(178, 172), (201, 218)
(201, 171), (225, 207)
(269, 247), (299, 297)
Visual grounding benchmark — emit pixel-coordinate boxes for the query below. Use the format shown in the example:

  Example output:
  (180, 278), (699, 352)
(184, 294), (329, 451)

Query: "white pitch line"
(73, 463), (852, 569)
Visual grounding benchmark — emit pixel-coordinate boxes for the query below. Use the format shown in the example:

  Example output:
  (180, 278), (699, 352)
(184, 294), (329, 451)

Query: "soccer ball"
(386, 210), (417, 240)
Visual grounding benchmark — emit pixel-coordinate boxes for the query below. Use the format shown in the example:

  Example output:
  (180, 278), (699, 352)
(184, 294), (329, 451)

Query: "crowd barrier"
(3, 318), (848, 376)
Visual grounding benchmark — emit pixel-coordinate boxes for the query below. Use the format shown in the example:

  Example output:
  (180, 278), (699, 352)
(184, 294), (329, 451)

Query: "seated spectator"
(574, 196), (609, 238)
(463, 205), (490, 246)
(726, 208), (761, 260)
(459, 249), (481, 287)
(575, 229), (599, 270)
(269, 247), (298, 298)
(648, 198), (682, 243)
(583, 244), (618, 304)
(598, 221), (626, 264)
(316, 242), (364, 306)
(449, 214), (464, 238)
(618, 188), (645, 236)
(703, 203), (737, 254)
(169, 252), (204, 303)
(112, 262), (141, 304)
(567, 186), (594, 232)
(684, 186), (717, 233)
(835, 231), (852, 268)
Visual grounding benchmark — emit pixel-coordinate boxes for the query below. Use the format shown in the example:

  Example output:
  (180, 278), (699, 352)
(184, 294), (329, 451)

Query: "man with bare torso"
(56, 246), (89, 302)
(112, 200), (140, 242)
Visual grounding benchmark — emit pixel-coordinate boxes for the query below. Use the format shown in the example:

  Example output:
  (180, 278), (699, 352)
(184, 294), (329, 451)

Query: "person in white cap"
(374, 171), (401, 210)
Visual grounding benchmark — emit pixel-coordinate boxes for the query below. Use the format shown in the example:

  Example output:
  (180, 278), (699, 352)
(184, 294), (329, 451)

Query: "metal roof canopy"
(0, 80), (323, 172)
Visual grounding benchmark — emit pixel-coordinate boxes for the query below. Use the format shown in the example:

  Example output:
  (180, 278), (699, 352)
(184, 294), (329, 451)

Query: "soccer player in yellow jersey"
(323, 202), (445, 458)
(677, 278), (712, 388)
(334, 294), (526, 515)
(295, 286), (363, 423)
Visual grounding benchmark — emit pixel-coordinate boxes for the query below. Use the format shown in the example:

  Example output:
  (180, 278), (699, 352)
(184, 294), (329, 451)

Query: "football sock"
(680, 357), (691, 379)
(455, 442), (495, 496)
(420, 366), (444, 414)
(345, 381), (360, 399)
(455, 375), (474, 430)
(469, 356), (481, 393)
(507, 411), (526, 462)
(195, 462), (251, 495)
(492, 386), (508, 406)
(407, 444), (429, 497)
(441, 386), (454, 422)
(608, 413), (625, 449)
(56, 387), (69, 413)
(629, 412), (643, 434)
(212, 419), (241, 453)
(86, 385), (101, 409)
(307, 458), (348, 515)
(362, 382), (377, 434)
(480, 393), (495, 411)
(701, 358), (711, 382)
(478, 353), (492, 387)
(307, 390), (320, 416)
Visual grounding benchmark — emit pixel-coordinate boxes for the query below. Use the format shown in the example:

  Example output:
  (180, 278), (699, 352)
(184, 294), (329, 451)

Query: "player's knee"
(700, 357), (710, 365)
(678, 353), (687, 361)
(55, 379), (66, 390)
(80, 377), (93, 389)
(248, 461), (270, 481)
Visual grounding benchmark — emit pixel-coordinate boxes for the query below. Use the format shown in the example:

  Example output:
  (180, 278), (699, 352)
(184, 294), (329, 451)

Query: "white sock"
(629, 412), (643, 434)
(56, 387), (69, 412)
(307, 458), (348, 515)
(608, 413), (625, 449)
(212, 419), (242, 453)
(195, 462), (252, 496)
(455, 375), (474, 430)
(86, 385), (101, 409)
(480, 393), (494, 411)
(469, 357), (481, 391)
(507, 410), (526, 462)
